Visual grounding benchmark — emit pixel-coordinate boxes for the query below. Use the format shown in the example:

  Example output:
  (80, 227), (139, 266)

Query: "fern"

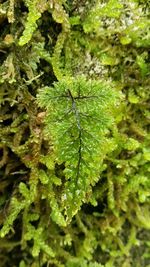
(37, 76), (120, 220)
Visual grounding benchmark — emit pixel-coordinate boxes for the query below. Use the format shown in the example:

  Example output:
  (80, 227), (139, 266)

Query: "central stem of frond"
(68, 89), (82, 186)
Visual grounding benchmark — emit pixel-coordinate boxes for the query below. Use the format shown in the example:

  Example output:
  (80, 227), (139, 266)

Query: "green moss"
(0, 0), (150, 266)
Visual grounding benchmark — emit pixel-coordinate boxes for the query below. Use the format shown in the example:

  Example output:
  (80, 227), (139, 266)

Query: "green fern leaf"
(37, 76), (120, 221)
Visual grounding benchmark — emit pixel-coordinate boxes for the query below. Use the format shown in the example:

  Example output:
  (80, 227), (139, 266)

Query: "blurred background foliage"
(0, 0), (150, 266)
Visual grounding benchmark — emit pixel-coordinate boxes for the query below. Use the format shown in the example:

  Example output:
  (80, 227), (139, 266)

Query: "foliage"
(0, 0), (150, 266)
(37, 76), (120, 221)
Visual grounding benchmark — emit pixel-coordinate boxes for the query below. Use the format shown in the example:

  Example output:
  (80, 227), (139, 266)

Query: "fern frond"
(37, 76), (120, 221)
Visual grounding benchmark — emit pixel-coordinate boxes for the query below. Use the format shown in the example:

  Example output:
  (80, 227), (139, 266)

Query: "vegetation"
(0, 0), (149, 266)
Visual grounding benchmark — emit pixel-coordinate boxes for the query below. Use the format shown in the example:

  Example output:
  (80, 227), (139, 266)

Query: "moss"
(0, 0), (150, 266)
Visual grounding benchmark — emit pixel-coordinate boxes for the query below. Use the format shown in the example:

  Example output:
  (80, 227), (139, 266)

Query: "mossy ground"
(0, 0), (150, 266)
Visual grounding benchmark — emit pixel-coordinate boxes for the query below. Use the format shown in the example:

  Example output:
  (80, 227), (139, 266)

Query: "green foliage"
(0, 0), (150, 266)
(38, 76), (119, 220)
(66, 258), (104, 267)
(19, 0), (47, 46)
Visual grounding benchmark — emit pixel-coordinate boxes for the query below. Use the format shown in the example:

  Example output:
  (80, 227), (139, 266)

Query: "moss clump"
(0, 0), (150, 266)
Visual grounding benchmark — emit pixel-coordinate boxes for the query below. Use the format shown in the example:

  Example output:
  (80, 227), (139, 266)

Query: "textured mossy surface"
(0, 0), (150, 266)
